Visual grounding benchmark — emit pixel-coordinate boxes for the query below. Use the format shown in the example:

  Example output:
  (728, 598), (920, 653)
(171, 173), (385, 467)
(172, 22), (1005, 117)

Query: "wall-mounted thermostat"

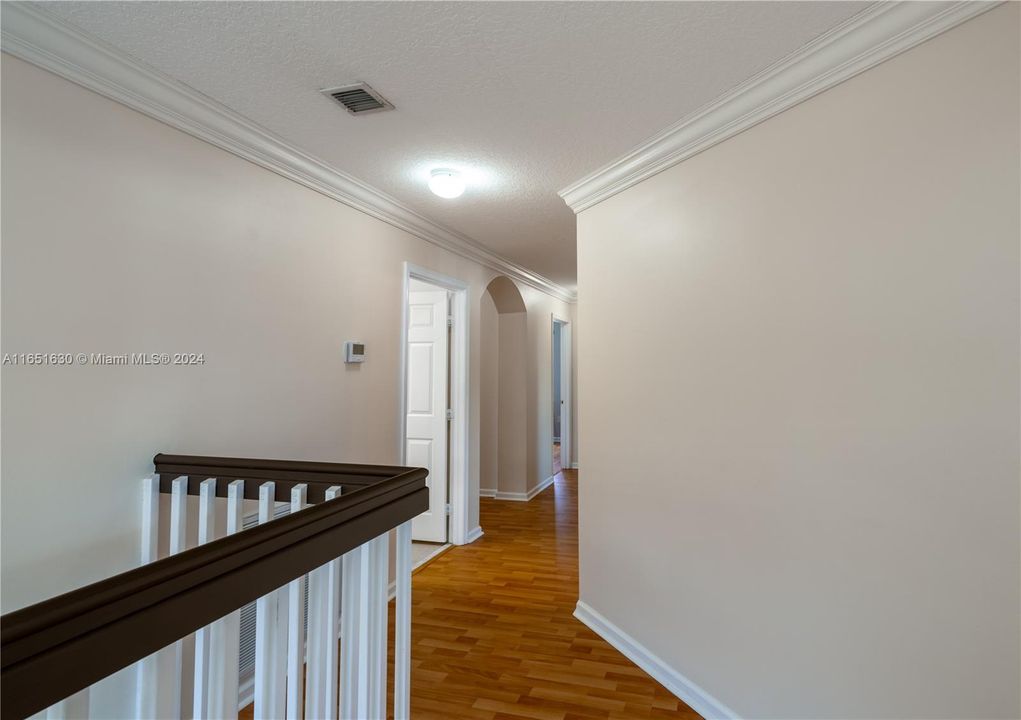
(345, 341), (365, 363)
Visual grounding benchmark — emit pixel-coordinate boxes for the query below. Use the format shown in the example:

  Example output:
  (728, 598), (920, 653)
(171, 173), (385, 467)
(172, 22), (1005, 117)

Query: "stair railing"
(0, 454), (428, 720)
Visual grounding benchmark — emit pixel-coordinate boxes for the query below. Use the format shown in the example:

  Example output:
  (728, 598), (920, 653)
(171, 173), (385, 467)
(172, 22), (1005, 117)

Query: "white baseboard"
(494, 474), (555, 502)
(479, 488), (497, 498)
(570, 462), (579, 470)
(529, 474), (556, 499)
(574, 601), (738, 720)
(493, 490), (528, 501)
(465, 526), (484, 543)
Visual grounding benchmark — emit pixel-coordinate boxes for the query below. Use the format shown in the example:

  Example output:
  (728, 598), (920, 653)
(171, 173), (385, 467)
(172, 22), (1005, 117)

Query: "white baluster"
(135, 477), (160, 719)
(44, 689), (89, 720)
(139, 476), (161, 564)
(255, 482), (288, 720)
(192, 478), (217, 719)
(286, 484), (308, 720)
(207, 479), (244, 720)
(340, 532), (389, 720)
(305, 486), (342, 720)
(340, 539), (369, 720)
(343, 539), (371, 718)
(394, 521), (413, 720)
(164, 476), (188, 720)
(367, 533), (389, 720)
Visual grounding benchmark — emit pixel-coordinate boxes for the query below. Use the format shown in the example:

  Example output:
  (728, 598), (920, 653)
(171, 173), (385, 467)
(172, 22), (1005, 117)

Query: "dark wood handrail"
(155, 453), (419, 477)
(152, 453), (413, 502)
(0, 455), (429, 719)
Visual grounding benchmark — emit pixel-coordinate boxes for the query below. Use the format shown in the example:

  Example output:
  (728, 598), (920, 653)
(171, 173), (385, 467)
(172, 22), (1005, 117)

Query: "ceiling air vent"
(322, 82), (394, 115)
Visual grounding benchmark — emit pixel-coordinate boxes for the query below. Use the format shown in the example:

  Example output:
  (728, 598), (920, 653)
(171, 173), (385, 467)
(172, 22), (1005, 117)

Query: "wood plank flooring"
(240, 470), (698, 719)
(387, 470), (700, 719)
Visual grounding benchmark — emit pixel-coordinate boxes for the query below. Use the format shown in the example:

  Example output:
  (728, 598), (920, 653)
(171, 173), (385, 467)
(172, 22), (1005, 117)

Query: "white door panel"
(407, 345), (433, 413)
(406, 289), (448, 542)
(406, 438), (432, 469)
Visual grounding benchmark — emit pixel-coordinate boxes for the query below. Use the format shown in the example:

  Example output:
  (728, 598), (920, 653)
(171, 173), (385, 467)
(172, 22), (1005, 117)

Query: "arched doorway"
(480, 276), (529, 499)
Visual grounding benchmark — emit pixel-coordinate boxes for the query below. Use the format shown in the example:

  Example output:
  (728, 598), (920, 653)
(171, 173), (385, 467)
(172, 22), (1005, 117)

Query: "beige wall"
(480, 292), (500, 491)
(577, 7), (1019, 719)
(523, 286), (557, 491)
(0, 53), (573, 620)
(497, 313), (529, 495)
(519, 282), (577, 490)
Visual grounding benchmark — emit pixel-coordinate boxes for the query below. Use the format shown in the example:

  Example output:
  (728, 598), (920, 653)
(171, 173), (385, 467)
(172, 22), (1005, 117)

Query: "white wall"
(0, 52), (572, 622)
(576, 6), (1019, 719)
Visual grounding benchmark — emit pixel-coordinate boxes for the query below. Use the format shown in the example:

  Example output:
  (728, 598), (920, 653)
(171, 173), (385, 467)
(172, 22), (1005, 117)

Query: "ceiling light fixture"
(429, 168), (465, 199)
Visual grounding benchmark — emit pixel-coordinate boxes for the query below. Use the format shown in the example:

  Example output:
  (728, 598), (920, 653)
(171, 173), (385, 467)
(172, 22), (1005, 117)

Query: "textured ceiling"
(46, 1), (870, 290)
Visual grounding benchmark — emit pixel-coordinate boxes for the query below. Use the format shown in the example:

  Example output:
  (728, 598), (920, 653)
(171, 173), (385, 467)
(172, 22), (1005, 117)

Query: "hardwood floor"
(387, 470), (700, 719)
(240, 470), (697, 719)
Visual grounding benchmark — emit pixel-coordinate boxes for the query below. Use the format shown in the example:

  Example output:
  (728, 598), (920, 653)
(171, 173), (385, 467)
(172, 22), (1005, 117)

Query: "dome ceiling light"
(428, 168), (465, 199)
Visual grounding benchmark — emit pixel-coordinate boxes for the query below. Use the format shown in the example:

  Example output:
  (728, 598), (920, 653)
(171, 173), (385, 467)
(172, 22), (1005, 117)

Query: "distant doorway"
(551, 315), (571, 475)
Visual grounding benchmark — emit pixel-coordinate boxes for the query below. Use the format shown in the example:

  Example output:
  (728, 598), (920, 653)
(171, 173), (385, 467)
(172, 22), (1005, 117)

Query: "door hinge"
(445, 408), (454, 421)
(447, 315), (454, 327)
(445, 503), (452, 515)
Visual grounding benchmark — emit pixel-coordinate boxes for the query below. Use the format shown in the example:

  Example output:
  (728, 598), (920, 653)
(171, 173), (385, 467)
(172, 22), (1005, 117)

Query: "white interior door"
(406, 289), (449, 542)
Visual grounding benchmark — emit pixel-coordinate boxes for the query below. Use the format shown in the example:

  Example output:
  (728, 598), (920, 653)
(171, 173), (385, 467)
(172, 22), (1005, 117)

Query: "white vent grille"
(322, 82), (394, 115)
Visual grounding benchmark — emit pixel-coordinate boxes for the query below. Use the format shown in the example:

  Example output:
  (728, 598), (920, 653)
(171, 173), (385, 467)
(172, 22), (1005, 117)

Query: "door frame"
(399, 262), (471, 545)
(551, 313), (572, 472)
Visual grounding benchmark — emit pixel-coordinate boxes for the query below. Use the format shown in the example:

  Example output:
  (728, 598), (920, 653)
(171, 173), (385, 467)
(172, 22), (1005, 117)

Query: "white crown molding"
(574, 601), (739, 720)
(0, 2), (577, 304)
(559, 1), (1001, 213)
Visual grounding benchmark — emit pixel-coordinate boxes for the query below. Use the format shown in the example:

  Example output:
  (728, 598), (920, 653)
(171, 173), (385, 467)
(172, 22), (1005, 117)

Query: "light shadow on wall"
(480, 277), (529, 498)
